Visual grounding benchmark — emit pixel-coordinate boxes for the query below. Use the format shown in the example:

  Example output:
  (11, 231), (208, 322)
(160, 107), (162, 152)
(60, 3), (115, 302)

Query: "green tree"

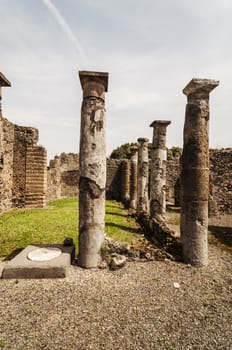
(110, 143), (137, 159)
(110, 143), (182, 160)
(167, 147), (182, 160)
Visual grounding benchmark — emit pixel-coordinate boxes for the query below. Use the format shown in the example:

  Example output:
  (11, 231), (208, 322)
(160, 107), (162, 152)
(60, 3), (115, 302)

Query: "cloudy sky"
(0, 0), (231, 161)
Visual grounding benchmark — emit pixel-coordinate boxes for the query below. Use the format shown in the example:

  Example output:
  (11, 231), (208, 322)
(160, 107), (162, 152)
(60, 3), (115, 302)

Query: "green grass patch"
(0, 198), (141, 258)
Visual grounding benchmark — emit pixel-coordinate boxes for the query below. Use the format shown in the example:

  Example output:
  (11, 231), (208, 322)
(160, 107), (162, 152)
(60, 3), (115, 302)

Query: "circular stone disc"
(27, 247), (62, 262)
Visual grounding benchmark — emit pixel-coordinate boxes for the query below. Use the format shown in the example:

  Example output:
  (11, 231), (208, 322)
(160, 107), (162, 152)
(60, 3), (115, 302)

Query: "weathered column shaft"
(121, 160), (130, 204)
(130, 148), (138, 209)
(137, 138), (149, 214)
(150, 120), (171, 217)
(180, 78), (219, 267)
(78, 71), (108, 268)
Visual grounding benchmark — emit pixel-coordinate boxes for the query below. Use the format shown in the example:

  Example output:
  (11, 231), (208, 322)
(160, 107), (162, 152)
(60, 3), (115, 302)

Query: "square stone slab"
(2, 244), (75, 279)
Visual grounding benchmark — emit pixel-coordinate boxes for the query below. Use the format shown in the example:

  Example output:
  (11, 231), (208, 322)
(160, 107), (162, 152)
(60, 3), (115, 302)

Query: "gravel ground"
(0, 242), (231, 350)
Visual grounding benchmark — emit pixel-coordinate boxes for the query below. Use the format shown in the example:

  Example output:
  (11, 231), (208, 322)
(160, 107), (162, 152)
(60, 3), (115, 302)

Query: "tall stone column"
(180, 78), (219, 267)
(137, 138), (149, 214)
(121, 160), (130, 205)
(78, 70), (108, 268)
(150, 120), (171, 218)
(130, 147), (138, 210)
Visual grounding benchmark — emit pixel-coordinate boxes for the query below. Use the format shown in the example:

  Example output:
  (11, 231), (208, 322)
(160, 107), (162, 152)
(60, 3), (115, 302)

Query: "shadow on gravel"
(208, 225), (232, 247)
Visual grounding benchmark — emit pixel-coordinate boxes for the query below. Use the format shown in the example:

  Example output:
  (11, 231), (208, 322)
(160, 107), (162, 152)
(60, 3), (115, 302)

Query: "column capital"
(150, 120), (171, 128)
(0, 72), (11, 87)
(79, 70), (108, 100)
(183, 78), (219, 97)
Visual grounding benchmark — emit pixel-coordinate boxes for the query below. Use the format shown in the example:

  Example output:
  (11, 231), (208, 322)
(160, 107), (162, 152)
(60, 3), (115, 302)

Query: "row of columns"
(78, 72), (218, 269)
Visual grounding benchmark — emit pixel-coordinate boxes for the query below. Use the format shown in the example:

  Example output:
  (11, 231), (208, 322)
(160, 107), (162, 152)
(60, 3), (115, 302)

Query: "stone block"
(2, 244), (75, 279)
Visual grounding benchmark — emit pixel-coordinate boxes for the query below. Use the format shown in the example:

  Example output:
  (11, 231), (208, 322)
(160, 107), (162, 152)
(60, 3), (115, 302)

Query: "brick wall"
(0, 115), (47, 213)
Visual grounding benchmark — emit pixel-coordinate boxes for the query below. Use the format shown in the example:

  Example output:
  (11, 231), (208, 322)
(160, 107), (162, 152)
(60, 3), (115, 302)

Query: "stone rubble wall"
(0, 114), (47, 213)
(0, 117), (14, 212)
(47, 150), (232, 215)
(47, 156), (121, 202)
(47, 153), (79, 201)
(209, 149), (232, 214)
(106, 159), (122, 201)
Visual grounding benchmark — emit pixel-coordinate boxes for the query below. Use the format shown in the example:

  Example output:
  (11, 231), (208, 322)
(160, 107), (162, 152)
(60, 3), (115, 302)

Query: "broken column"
(180, 78), (219, 267)
(130, 147), (138, 209)
(78, 71), (109, 268)
(121, 160), (130, 205)
(137, 138), (149, 214)
(150, 120), (171, 218)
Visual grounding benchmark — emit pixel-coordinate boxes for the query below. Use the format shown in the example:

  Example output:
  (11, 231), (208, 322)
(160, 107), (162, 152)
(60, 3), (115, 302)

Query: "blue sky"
(0, 0), (231, 161)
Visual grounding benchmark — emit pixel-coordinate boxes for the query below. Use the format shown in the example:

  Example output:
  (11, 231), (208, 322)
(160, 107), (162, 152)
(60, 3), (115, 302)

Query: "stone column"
(130, 147), (138, 210)
(0, 73), (11, 170)
(180, 78), (219, 267)
(78, 70), (108, 268)
(121, 160), (130, 205)
(150, 120), (171, 218)
(137, 138), (149, 214)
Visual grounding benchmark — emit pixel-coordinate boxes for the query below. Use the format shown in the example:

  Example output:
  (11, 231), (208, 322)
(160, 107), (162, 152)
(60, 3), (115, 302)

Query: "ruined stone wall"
(0, 115), (47, 213)
(166, 158), (181, 205)
(209, 149), (232, 214)
(47, 155), (122, 202)
(47, 153), (79, 201)
(106, 159), (122, 201)
(0, 116), (14, 212)
(46, 150), (232, 215)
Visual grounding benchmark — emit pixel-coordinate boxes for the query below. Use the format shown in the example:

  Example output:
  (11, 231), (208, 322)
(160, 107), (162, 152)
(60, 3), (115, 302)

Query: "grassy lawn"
(0, 198), (141, 258)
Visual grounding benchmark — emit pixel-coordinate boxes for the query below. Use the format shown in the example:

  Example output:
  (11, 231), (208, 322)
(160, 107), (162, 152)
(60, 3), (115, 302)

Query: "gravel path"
(0, 243), (231, 350)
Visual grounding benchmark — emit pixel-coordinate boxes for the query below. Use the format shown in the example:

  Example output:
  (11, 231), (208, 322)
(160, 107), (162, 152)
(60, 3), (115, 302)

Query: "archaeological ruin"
(150, 120), (171, 218)
(0, 72), (47, 213)
(180, 78), (219, 267)
(47, 148), (232, 217)
(129, 147), (138, 210)
(0, 69), (231, 271)
(137, 138), (149, 215)
(78, 71), (109, 268)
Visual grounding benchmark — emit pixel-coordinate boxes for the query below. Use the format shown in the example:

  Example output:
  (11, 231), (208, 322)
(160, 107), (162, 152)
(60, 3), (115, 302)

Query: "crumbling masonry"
(0, 72), (47, 212)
